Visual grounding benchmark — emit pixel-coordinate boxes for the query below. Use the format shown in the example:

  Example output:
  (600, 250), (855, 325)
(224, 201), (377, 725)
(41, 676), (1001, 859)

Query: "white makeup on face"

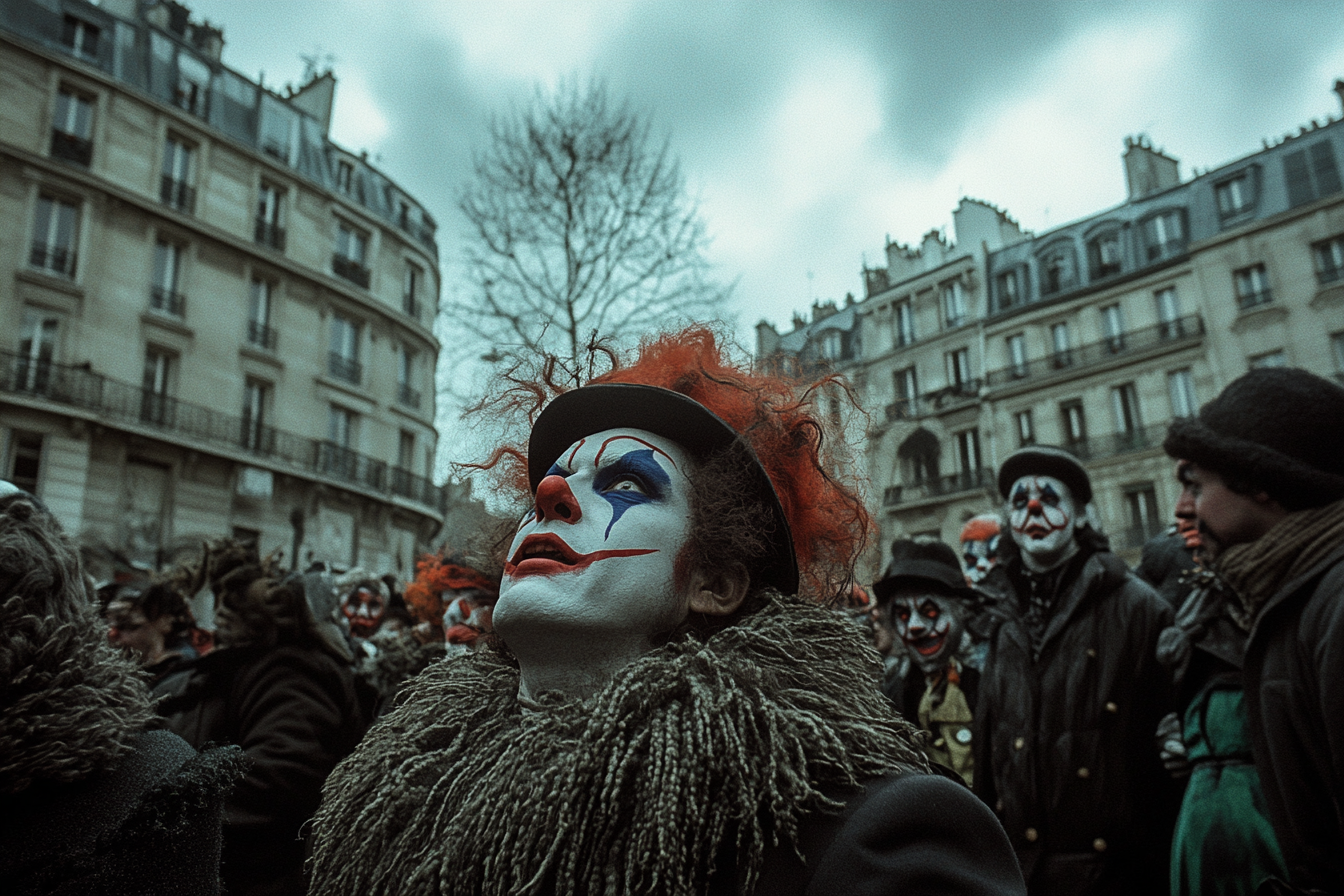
(1007, 475), (1079, 571)
(890, 590), (963, 674)
(961, 537), (999, 584)
(494, 428), (697, 698)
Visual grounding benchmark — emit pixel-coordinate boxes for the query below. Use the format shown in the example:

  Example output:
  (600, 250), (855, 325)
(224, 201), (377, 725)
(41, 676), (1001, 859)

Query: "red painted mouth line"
(504, 532), (657, 578)
(905, 635), (947, 656)
(1017, 522), (1063, 538)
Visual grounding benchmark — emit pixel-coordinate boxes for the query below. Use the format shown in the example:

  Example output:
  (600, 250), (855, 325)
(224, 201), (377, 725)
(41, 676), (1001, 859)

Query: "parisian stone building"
(759, 81), (1344, 577)
(1, 0), (451, 580)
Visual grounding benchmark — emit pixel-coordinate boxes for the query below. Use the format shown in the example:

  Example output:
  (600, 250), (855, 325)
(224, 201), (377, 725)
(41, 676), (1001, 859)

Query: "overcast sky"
(186, 0), (1343, 469)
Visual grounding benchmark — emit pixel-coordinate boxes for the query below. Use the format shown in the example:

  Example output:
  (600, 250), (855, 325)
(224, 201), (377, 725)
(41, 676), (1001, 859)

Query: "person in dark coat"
(975, 446), (1177, 896)
(0, 482), (242, 896)
(874, 538), (985, 787)
(307, 329), (1026, 895)
(1163, 367), (1344, 894)
(154, 540), (366, 896)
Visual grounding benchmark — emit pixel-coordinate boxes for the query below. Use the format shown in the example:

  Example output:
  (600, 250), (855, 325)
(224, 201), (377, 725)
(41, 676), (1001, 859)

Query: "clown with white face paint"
(308, 332), (1027, 896)
(975, 445), (1177, 895)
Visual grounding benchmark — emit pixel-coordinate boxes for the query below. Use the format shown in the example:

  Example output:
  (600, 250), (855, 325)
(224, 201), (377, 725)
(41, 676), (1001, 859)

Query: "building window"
(1215, 172), (1254, 220)
(51, 86), (94, 166)
(1050, 321), (1072, 368)
(398, 429), (416, 470)
(1006, 333), (1027, 377)
(1039, 243), (1076, 295)
(247, 278), (276, 349)
(1284, 141), (1342, 208)
(1087, 231), (1121, 279)
(329, 313), (361, 383)
(5, 431), (44, 495)
(954, 429), (981, 480)
(141, 348), (173, 425)
(16, 310), (60, 393)
(174, 53), (210, 116)
(161, 135), (195, 213)
(336, 159), (354, 194)
(255, 183), (286, 250)
(1234, 263), (1272, 310)
(890, 366), (918, 419)
(151, 239), (186, 316)
(1250, 350), (1286, 369)
(1168, 368), (1198, 417)
(61, 15), (100, 60)
(403, 262), (422, 319)
(1155, 287), (1183, 338)
(1142, 209), (1186, 261)
(323, 405), (358, 479)
(397, 344), (421, 409)
(818, 330), (842, 361)
(1111, 382), (1143, 438)
(241, 378), (271, 451)
(893, 300), (916, 347)
(30, 194), (80, 277)
(945, 347), (971, 390)
(1060, 399), (1086, 447)
(1313, 235), (1344, 285)
(995, 269), (1021, 310)
(941, 280), (967, 328)
(1015, 409), (1035, 447)
(1101, 303), (1125, 352)
(1124, 484), (1162, 544)
(333, 221), (370, 287)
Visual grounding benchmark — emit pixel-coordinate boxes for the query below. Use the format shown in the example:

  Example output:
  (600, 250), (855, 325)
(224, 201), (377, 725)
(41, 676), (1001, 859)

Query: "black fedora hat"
(528, 383), (799, 594)
(872, 539), (974, 603)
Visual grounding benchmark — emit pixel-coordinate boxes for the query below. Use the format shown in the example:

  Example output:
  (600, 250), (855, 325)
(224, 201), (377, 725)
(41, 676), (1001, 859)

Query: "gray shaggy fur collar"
(309, 592), (926, 896)
(0, 594), (155, 793)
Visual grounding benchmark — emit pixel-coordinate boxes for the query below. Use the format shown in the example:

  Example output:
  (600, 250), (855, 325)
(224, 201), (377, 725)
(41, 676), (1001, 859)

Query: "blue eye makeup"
(592, 449), (671, 538)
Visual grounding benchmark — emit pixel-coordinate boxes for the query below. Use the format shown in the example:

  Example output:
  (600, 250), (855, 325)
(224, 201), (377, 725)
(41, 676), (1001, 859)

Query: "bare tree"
(452, 79), (728, 368)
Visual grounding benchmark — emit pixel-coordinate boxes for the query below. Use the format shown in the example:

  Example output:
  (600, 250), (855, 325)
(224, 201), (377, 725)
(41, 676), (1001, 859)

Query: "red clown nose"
(535, 474), (583, 523)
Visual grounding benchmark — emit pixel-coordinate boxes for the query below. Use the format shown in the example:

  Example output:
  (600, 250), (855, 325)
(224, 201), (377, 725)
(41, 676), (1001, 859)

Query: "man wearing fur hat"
(308, 329), (1025, 895)
(976, 445), (1177, 896)
(1162, 367), (1344, 893)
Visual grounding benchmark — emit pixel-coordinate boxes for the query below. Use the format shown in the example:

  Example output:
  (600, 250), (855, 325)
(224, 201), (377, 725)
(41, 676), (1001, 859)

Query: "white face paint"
(889, 590), (963, 674)
(1006, 475), (1079, 570)
(494, 428), (696, 684)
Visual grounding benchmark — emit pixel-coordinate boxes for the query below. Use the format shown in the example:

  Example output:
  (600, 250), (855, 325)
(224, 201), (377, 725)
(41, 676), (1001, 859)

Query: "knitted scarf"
(308, 592), (926, 896)
(1215, 498), (1344, 627)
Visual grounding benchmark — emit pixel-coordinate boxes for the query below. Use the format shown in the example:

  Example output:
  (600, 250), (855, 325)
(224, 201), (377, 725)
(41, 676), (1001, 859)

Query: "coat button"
(996, 799), (1004, 812)
(1014, 736), (1025, 750)
(1087, 648), (1097, 658)
(1077, 767), (1090, 779)
(956, 728), (972, 744)
(933, 737), (946, 748)
(1105, 701), (1118, 713)
(1093, 838), (1107, 852)
(1025, 827), (1039, 842)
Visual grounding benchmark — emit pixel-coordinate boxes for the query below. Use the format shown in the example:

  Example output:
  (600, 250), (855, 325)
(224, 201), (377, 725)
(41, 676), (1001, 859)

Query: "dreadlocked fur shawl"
(309, 592), (926, 896)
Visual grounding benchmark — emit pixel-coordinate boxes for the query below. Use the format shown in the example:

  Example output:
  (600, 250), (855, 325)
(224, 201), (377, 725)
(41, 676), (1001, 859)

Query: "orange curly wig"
(475, 327), (871, 600)
(403, 553), (499, 624)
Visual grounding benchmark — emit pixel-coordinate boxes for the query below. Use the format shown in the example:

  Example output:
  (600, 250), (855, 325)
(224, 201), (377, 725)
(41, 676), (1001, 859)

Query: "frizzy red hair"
(471, 328), (871, 600)
(404, 552), (499, 624)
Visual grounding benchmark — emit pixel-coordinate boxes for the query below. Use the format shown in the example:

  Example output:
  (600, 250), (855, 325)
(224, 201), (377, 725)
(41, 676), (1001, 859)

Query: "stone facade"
(760, 84), (1344, 578)
(0, 0), (455, 580)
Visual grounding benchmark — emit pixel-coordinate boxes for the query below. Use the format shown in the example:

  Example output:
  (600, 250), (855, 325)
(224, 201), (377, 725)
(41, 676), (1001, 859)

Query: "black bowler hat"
(997, 445), (1093, 505)
(872, 539), (975, 603)
(528, 383), (799, 595)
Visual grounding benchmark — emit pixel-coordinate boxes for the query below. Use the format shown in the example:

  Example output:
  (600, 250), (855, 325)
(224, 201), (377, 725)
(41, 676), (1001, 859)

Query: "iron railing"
(327, 352), (362, 385)
(50, 130), (92, 166)
(332, 254), (371, 288)
(254, 219), (286, 251)
(397, 383), (421, 409)
(883, 468), (995, 507)
(984, 315), (1204, 388)
(150, 287), (185, 317)
(29, 243), (77, 277)
(160, 176), (195, 213)
(0, 350), (444, 513)
(1237, 290), (1274, 311)
(246, 321), (278, 351)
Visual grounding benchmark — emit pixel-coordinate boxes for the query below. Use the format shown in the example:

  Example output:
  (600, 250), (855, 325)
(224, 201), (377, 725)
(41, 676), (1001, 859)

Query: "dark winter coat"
(154, 643), (365, 896)
(1242, 540), (1344, 893)
(975, 548), (1178, 896)
(1136, 530), (1198, 609)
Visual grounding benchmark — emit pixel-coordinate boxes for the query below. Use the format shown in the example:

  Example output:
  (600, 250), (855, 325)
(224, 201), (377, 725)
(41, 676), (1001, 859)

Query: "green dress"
(1170, 676), (1286, 896)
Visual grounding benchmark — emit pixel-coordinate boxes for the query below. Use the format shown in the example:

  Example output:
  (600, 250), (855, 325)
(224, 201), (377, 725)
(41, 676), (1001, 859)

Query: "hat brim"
(529, 383), (799, 595)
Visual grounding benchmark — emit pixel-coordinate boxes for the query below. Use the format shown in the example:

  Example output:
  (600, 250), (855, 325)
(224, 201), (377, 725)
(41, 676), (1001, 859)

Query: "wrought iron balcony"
(332, 254), (371, 288)
(150, 287), (185, 317)
(0, 350), (437, 512)
(50, 130), (92, 166)
(984, 315), (1204, 389)
(882, 468), (995, 507)
(1237, 289), (1274, 311)
(397, 383), (421, 409)
(403, 294), (420, 321)
(247, 320), (278, 351)
(254, 219), (287, 251)
(160, 176), (195, 213)
(29, 243), (77, 277)
(328, 352), (362, 385)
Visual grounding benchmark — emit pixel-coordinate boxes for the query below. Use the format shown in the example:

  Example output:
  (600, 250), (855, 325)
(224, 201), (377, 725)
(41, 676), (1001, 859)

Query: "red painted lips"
(504, 532), (657, 579)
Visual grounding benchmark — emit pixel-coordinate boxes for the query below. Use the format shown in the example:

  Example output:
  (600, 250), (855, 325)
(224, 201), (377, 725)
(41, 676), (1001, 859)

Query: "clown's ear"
(687, 562), (749, 617)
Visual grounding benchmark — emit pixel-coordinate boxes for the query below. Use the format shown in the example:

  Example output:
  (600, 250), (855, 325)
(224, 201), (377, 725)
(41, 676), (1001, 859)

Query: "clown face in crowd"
(1006, 474), (1082, 572)
(888, 588), (964, 675)
(336, 572), (389, 641)
(959, 514), (1002, 585)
